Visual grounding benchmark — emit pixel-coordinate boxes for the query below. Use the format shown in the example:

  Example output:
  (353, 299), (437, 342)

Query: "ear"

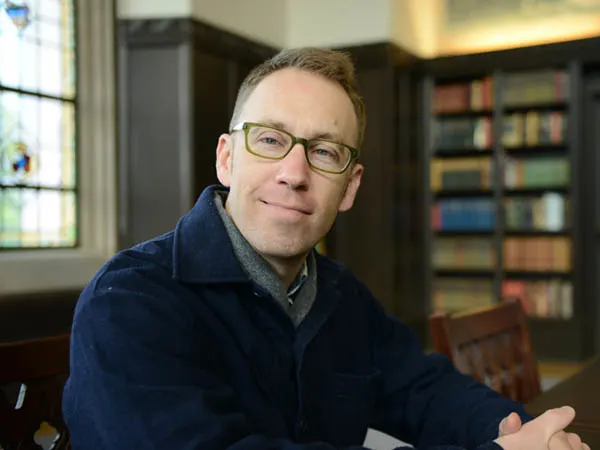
(216, 133), (233, 187)
(338, 163), (363, 212)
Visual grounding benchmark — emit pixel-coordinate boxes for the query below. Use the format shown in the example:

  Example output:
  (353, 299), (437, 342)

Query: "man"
(63, 48), (588, 450)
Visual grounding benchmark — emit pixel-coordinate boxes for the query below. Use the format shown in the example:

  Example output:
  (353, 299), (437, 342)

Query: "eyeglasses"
(230, 122), (360, 174)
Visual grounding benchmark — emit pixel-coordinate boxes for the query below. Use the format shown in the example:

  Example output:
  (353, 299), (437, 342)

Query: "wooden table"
(527, 357), (600, 448)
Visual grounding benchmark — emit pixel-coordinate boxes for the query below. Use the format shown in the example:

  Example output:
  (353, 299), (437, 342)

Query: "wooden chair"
(0, 334), (71, 450)
(429, 300), (541, 404)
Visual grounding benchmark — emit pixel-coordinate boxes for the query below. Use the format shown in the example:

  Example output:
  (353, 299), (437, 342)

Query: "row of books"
(430, 158), (493, 191)
(504, 237), (571, 271)
(431, 236), (571, 271)
(434, 118), (493, 150)
(504, 157), (569, 189)
(503, 69), (569, 107)
(433, 77), (494, 114)
(433, 111), (567, 152)
(502, 280), (573, 319)
(431, 199), (495, 231)
(503, 111), (567, 147)
(432, 279), (573, 319)
(433, 237), (495, 269)
(505, 194), (569, 231)
(432, 279), (494, 313)
(432, 70), (569, 115)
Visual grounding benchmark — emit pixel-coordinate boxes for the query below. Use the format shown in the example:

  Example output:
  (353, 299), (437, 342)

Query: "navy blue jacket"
(63, 185), (530, 449)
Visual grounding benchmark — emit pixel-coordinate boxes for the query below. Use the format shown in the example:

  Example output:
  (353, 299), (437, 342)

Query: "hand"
(498, 413), (590, 450)
(497, 408), (590, 449)
(494, 406), (590, 450)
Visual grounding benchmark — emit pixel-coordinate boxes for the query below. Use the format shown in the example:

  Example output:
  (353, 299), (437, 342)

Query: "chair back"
(0, 334), (71, 450)
(429, 300), (541, 403)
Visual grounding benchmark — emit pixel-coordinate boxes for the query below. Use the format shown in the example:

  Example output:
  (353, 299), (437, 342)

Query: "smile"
(260, 200), (312, 216)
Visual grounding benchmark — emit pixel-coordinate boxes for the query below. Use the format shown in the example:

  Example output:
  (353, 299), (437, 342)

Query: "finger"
(548, 431), (573, 450)
(583, 443), (591, 450)
(566, 433), (582, 449)
(536, 406), (576, 440)
(499, 412), (522, 436)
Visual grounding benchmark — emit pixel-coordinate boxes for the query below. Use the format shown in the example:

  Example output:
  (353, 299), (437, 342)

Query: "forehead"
(239, 68), (358, 143)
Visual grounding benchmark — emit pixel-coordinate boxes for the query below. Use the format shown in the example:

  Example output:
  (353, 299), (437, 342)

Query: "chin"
(252, 235), (315, 260)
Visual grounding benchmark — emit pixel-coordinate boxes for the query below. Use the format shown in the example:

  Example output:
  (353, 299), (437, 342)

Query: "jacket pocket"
(328, 369), (381, 445)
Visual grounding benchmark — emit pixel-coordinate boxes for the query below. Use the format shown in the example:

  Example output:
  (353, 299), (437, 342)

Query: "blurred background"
(2, 0), (600, 387)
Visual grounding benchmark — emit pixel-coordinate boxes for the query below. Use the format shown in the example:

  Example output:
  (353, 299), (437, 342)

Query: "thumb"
(535, 406), (576, 439)
(499, 412), (523, 436)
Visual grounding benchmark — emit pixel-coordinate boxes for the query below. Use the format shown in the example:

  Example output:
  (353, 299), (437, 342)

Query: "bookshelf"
(421, 61), (589, 359)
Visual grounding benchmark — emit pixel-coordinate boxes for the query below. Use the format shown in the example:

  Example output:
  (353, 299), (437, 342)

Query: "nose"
(275, 143), (310, 190)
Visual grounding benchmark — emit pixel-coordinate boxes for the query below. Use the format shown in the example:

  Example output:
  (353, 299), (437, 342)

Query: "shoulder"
(89, 231), (175, 294)
(73, 231), (195, 332)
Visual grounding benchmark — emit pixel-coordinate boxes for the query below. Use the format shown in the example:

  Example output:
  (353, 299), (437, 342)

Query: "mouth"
(260, 200), (312, 215)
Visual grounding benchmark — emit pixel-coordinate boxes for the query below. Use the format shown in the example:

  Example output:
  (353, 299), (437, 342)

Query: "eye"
(311, 145), (340, 161)
(261, 136), (280, 145)
(316, 148), (334, 157)
(255, 130), (287, 147)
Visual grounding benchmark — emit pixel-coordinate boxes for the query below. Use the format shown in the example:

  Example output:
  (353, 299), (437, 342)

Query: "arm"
(365, 288), (532, 449)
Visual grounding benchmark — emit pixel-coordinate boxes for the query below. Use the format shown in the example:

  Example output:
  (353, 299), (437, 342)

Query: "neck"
(223, 196), (307, 287)
(261, 253), (308, 288)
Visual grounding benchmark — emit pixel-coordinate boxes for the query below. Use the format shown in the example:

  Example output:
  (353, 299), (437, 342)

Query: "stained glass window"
(0, 0), (77, 249)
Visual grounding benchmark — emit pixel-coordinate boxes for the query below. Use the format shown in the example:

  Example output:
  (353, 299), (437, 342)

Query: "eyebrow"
(259, 119), (344, 142)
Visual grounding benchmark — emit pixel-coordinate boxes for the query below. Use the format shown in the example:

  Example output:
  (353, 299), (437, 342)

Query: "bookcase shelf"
(504, 270), (571, 280)
(434, 149), (493, 158)
(504, 187), (569, 196)
(504, 230), (569, 237)
(434, 269), (496, 278)
(435, 110), (493, 119)
(433, 189), (494, 198)
(435, 230), (495, 236)
(503, 145), (567, 156)
(503, 101), (568, 114)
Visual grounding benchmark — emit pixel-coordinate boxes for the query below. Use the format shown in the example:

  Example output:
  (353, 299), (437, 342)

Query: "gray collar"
(213, 190), (317, 326)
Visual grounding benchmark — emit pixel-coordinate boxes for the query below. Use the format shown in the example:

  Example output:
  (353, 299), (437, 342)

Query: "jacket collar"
(172, 185), (249, 284)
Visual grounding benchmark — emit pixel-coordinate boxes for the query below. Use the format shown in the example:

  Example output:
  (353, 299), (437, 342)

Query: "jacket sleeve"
(363, 282), (532, 450)
(63, 270), (378, 450)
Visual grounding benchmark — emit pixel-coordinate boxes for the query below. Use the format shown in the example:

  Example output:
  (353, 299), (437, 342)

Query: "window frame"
(0, 0), (117, 295)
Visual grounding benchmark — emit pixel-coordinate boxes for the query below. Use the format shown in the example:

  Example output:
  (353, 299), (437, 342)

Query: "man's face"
(215, 68), (363, 260)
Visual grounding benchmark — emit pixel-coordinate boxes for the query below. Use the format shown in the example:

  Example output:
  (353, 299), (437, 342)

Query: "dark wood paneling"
(394, 70), (424, 335)
(0, 291), (79, 343)
(192, 50), (230, 197)
(119, 18), (275, 62)
(422, 37), (600, 79)
(583, 73), (600, 356)
(336, 42), (420, 69)
(332, 43), (421, 319)
(118, 18), (277, 248)
(333, 67), (397, 314)
(122, 47), (193, 247)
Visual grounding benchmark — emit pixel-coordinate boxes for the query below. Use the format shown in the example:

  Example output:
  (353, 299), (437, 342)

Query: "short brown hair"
(230, 47), (366, 147)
